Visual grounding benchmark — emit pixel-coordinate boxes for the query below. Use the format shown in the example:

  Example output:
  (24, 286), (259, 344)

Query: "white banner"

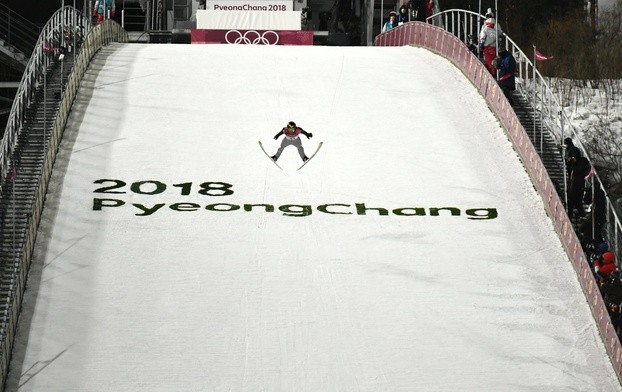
(196, 9), (301, 30)
(205, 0), (293, 12)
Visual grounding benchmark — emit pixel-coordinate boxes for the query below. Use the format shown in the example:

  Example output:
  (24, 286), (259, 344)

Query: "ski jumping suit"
(273, 125), (312, 161)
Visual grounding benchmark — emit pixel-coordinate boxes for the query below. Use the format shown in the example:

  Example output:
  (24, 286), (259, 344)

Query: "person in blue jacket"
(493, 48), (516, 105)
(382, 12), (397, 32)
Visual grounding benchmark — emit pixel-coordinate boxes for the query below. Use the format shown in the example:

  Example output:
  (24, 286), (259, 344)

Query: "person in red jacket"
(271, 121), (313, 162)
(595, 251), (617, 283)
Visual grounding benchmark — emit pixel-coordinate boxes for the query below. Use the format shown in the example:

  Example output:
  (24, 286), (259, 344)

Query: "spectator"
(595, 251), (617, 283)
(483, 8), (503, 32)
(93, 0), (116, 23)
(75, 24), (84, 47)
(580, 180), (607, 247)
(397, 5), (409, 25)
(478, 9), (503, 75)
(585, 240), (609, 270)
(563, 137), (581, 179)
(601, 272), (622, 304)
(594, 241), (610, 261)
(493, 48), (516, 105)
(601, 271), (622, 304)
(409, 0), (427, 22)
(567, 156), (590, 221)
(466, 34), (479, 56)
(382, 12), (397, 33)
(426, 0), (435, 21)
(600, 272), (622, 332)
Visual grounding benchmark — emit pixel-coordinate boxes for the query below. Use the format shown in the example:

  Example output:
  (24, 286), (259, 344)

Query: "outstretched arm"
(273, 130), (284, 140)
(300, 129), (313, 139)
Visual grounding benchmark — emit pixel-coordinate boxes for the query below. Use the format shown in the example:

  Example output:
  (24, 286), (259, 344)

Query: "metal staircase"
(0, 53), (74, 387)
(122, 0), (148, 31)
(0, 9), (128, 386)
(509, 90), (599, 239)
(0, 52), (73, 257)
(512, 92), (567, 199)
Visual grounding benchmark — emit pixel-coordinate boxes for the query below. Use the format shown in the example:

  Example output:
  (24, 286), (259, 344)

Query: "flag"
(535, 48), (553, 61)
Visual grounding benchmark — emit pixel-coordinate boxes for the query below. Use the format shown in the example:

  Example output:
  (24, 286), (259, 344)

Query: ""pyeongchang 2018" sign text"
(214, 3), (287, 11)
(91, 178), (499, 219)
(207, 0), (292, 12)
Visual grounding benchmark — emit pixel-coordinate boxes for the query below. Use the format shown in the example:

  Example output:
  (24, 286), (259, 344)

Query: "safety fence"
(430, 9), (622, 260)
(375, 21), (622, 384)
(0, 7), (127, 389)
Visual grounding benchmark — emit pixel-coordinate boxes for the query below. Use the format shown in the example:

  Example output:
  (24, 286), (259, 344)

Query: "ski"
(258, 141), (282, 169)
(297, 141), (324, 171)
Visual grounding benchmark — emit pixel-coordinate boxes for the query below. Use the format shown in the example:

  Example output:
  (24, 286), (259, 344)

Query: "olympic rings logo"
(225, 30), (280, 45)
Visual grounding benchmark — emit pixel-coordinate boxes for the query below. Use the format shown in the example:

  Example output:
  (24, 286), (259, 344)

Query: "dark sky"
(3, 1), (77, 25)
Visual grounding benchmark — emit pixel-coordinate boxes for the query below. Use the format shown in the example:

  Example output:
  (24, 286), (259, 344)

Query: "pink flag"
(535, 49), (553, 61)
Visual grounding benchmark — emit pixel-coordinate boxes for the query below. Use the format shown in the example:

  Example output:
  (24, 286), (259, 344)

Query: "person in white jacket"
(478, 8), (503, 75)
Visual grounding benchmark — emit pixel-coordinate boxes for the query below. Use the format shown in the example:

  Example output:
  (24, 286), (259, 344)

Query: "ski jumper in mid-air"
(271, 121), (313, 162)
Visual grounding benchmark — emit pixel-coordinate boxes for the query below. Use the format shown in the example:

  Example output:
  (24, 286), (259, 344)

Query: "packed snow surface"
(6, 44), (622, 391)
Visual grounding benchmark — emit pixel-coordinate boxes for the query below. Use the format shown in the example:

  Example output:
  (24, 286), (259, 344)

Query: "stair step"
(0, 48), (74, 277)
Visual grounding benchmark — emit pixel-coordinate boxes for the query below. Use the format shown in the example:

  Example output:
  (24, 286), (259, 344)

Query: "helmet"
(287, 121), (296, 129)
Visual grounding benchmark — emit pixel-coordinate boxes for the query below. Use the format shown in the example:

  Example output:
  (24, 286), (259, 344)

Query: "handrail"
(1, 7), (91, 194)
(0, 4), (41, 57)
(430, 8), (622, 258)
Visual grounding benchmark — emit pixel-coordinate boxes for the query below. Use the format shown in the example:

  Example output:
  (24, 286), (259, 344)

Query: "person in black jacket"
(567, 155), (590, 221)
(600, 272), (622, 333)
(563, 137), (581, 178)
(409, 0), (428, 22)
(581, 180), (607, 246)
(397, 5), (409, 25)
